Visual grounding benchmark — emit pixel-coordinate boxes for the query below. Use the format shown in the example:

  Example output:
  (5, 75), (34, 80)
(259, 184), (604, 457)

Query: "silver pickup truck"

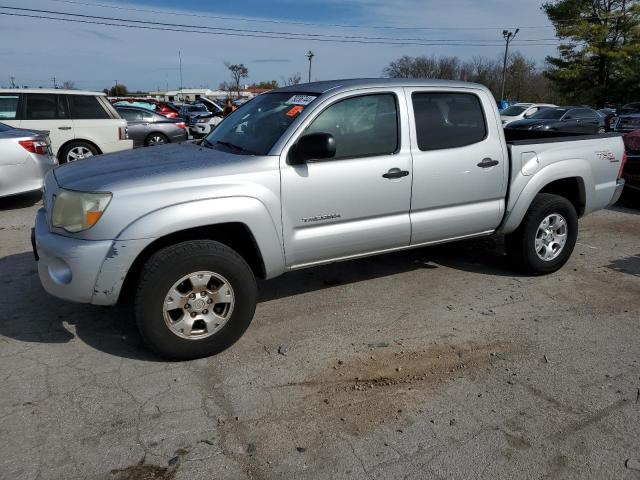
(32, 79), (626, 359)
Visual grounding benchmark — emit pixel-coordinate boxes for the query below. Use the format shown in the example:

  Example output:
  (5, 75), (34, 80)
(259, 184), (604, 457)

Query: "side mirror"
(289, 132), (336, 165)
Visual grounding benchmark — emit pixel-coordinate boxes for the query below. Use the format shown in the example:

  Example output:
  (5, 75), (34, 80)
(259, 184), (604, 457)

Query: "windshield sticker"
(286, 105), (304, 117)
(285, 95), (317, 106)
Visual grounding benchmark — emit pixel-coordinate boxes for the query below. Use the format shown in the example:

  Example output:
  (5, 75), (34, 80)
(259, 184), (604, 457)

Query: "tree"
(107, 84), (128, 96)
(285, 73), (302, 86)
(251, 80), (278, 89)
(61, 80), (75, 90)
(383, 54), (553, 102)
(225, 63), (249, 98)
(543, 0), (640, 106)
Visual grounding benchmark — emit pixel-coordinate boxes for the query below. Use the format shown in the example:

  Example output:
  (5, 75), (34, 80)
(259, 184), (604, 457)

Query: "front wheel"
(134, 240), (257, 360)
(58, 141), (98, 164)
(505, 193), (578, 275)
(145, 132), (169, 147)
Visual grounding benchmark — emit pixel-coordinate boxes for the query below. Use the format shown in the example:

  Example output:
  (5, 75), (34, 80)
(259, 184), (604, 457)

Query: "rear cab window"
(412, 92), (487, 151)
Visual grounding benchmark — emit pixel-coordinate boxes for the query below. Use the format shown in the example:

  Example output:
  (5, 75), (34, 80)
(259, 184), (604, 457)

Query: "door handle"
(477, 158), (499, 168)
(382, 168), (409, 179)
(58, 126), (72, 130)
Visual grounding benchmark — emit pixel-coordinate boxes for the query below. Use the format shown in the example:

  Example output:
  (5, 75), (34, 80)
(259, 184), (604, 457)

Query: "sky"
(0, 0), (558, 91)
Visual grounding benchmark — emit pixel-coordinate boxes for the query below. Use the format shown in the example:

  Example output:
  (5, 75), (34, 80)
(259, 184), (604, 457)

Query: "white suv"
(0, 89), (133, 163)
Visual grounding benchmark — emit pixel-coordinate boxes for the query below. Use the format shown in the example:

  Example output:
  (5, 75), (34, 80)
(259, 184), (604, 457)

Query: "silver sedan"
(0, 123), (57, 198)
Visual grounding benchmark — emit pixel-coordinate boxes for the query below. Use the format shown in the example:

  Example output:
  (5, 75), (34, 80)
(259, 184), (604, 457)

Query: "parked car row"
(504, 106), (607, 135)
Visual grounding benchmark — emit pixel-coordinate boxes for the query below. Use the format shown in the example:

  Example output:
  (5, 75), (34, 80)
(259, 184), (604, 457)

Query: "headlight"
(51, 189), (112, 232)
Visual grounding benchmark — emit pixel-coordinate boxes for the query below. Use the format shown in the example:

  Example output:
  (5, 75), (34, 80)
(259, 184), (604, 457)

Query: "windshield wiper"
(215, 140), (247, 153)
(201, 138), (213, 148)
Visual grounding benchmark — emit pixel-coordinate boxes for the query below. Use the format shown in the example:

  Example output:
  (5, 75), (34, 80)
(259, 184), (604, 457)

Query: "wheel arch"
(117, 222), (266, 304)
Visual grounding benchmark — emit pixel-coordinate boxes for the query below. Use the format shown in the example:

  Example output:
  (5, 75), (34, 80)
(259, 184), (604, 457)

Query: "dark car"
(178, 103), (211, 123)
(614, 103), (640, 133)
(505, 107), (606, 135)
(597, 108), (618, 132)
(115, 106), (188, 147)
(622, 130), (640, 194)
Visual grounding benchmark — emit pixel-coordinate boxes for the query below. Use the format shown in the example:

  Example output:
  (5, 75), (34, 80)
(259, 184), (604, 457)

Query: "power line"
(0, 6), (562, 44)
(42, 0), (557, 31)
(0, 7), (563, 47)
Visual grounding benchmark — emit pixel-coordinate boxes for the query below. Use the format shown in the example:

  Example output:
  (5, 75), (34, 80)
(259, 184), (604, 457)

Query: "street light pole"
(501, 28), (519, 101)
(305, 50), (315, 83)
(178, 50), (183, 101)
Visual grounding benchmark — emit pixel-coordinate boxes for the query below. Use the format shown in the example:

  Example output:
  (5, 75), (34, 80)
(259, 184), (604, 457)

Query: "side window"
(412, 92), (487, 151)
(120, 109), (143, 122)
(0, 94), (20, 119)
(564, 110), (577, 120)
(68, 95), (110, 119)
(574, 108), (597, 119)
(305, 93), (398, 159)
(24, 94), (68, 120)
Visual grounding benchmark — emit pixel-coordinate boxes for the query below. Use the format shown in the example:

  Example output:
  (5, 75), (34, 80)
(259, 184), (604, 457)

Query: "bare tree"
(61, 80), (76, 90)
(285, 73), (302, 86)
(225, 63), (249, 99)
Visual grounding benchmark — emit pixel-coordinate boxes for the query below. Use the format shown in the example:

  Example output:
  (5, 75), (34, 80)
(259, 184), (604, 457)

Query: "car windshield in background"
(620, 103), (640, 115)
(0, 122), (12, 132)
(501, 106), (527, 116)
(530, 108), (567, 120)
(188, 105), (208, 112)
(203, 92), (319, 155)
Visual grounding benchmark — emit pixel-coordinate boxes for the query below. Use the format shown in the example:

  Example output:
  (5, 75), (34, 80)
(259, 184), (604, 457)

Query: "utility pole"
(501, 28), (519, 101)
(9, 76), (16, 88)
(178, 50), (183, 101)
(51, 76), (57, 89)
(305, 50), (315, 83)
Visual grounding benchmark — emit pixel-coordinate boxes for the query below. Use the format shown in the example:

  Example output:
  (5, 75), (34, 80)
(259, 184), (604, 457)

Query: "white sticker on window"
(285, 95), (317, 106)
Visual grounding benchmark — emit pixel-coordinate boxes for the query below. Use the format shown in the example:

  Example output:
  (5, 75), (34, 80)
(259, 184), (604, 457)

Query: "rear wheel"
(506, 193), (578, 275)
(145, 132), (169, 147)
(58, 141), (98, 164)
(134, 240), (257, 360)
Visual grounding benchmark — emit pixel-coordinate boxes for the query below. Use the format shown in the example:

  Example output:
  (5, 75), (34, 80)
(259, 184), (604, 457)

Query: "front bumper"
(608, 179), (626, 206)
(33, 208), (114, 304)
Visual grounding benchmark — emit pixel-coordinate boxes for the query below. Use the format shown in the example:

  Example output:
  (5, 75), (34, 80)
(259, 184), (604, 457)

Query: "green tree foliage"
(107, 84), (128, 96)
(543, 0), (640, 106)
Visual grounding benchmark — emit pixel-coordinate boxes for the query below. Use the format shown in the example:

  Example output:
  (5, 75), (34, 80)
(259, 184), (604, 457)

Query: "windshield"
(501, 105), (527, 116)
(530, 108), (566, 120)
(188, 105), (208, 112)
(620, 103), (640, 115)
(0, 122), (12, 132)
(203, 92), (319, 155)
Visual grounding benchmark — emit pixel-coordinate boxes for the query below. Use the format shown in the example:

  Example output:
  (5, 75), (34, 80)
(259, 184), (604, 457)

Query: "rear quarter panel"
(500, 135), (624, 233)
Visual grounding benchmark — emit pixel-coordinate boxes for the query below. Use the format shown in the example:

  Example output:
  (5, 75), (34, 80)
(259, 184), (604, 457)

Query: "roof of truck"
(274, 78), (488, 95)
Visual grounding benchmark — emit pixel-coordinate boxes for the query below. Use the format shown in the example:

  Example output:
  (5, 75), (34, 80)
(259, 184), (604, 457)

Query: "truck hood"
(53, 142), (265, 191)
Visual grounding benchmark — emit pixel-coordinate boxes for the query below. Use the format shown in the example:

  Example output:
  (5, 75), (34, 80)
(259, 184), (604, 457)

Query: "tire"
(505, 193), (578, 275)
(134, 240), (257, 360)
(58, 141), (99, 164)
(145, 132), (169, 147)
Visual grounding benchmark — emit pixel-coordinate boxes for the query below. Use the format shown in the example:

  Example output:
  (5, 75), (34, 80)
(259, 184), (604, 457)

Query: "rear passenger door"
(572, 108), (600, 134)
(118, 108), (147, 147)
(19, 93), (74, 155)
(406, 89), (508, 244)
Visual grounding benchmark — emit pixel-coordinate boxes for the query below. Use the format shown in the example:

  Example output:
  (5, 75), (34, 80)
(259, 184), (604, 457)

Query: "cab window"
(304, 93), (399, 160)
(412, 92), (487, 151)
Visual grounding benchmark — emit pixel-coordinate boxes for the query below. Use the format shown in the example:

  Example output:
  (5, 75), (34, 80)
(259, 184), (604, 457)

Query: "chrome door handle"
(58, 126), (72, 130)
(477, 158), (499, 168)
(382, 168), (409, 179)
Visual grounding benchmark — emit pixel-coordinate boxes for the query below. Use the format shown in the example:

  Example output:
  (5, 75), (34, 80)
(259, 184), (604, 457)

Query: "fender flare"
(499, 159), (593, 234)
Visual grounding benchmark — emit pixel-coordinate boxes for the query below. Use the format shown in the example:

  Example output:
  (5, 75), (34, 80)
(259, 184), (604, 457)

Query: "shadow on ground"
(0, 236), (521, 360)
(0, 191), (42, 212)
(606, 253), (640, 277)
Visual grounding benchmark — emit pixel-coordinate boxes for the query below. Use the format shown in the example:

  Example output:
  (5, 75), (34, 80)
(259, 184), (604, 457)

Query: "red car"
(622, 130), (640, 194)
(110, 98), (180, 118)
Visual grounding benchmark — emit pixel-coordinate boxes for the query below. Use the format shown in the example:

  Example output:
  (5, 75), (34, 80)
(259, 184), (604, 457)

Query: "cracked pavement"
(1, 192), (639, 479)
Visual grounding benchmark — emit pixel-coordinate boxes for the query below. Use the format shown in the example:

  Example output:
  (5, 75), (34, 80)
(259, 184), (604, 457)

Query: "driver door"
(279, 90), (412, 268)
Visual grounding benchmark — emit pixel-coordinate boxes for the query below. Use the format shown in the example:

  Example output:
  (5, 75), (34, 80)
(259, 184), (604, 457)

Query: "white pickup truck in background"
(33, 79), (626, 359)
